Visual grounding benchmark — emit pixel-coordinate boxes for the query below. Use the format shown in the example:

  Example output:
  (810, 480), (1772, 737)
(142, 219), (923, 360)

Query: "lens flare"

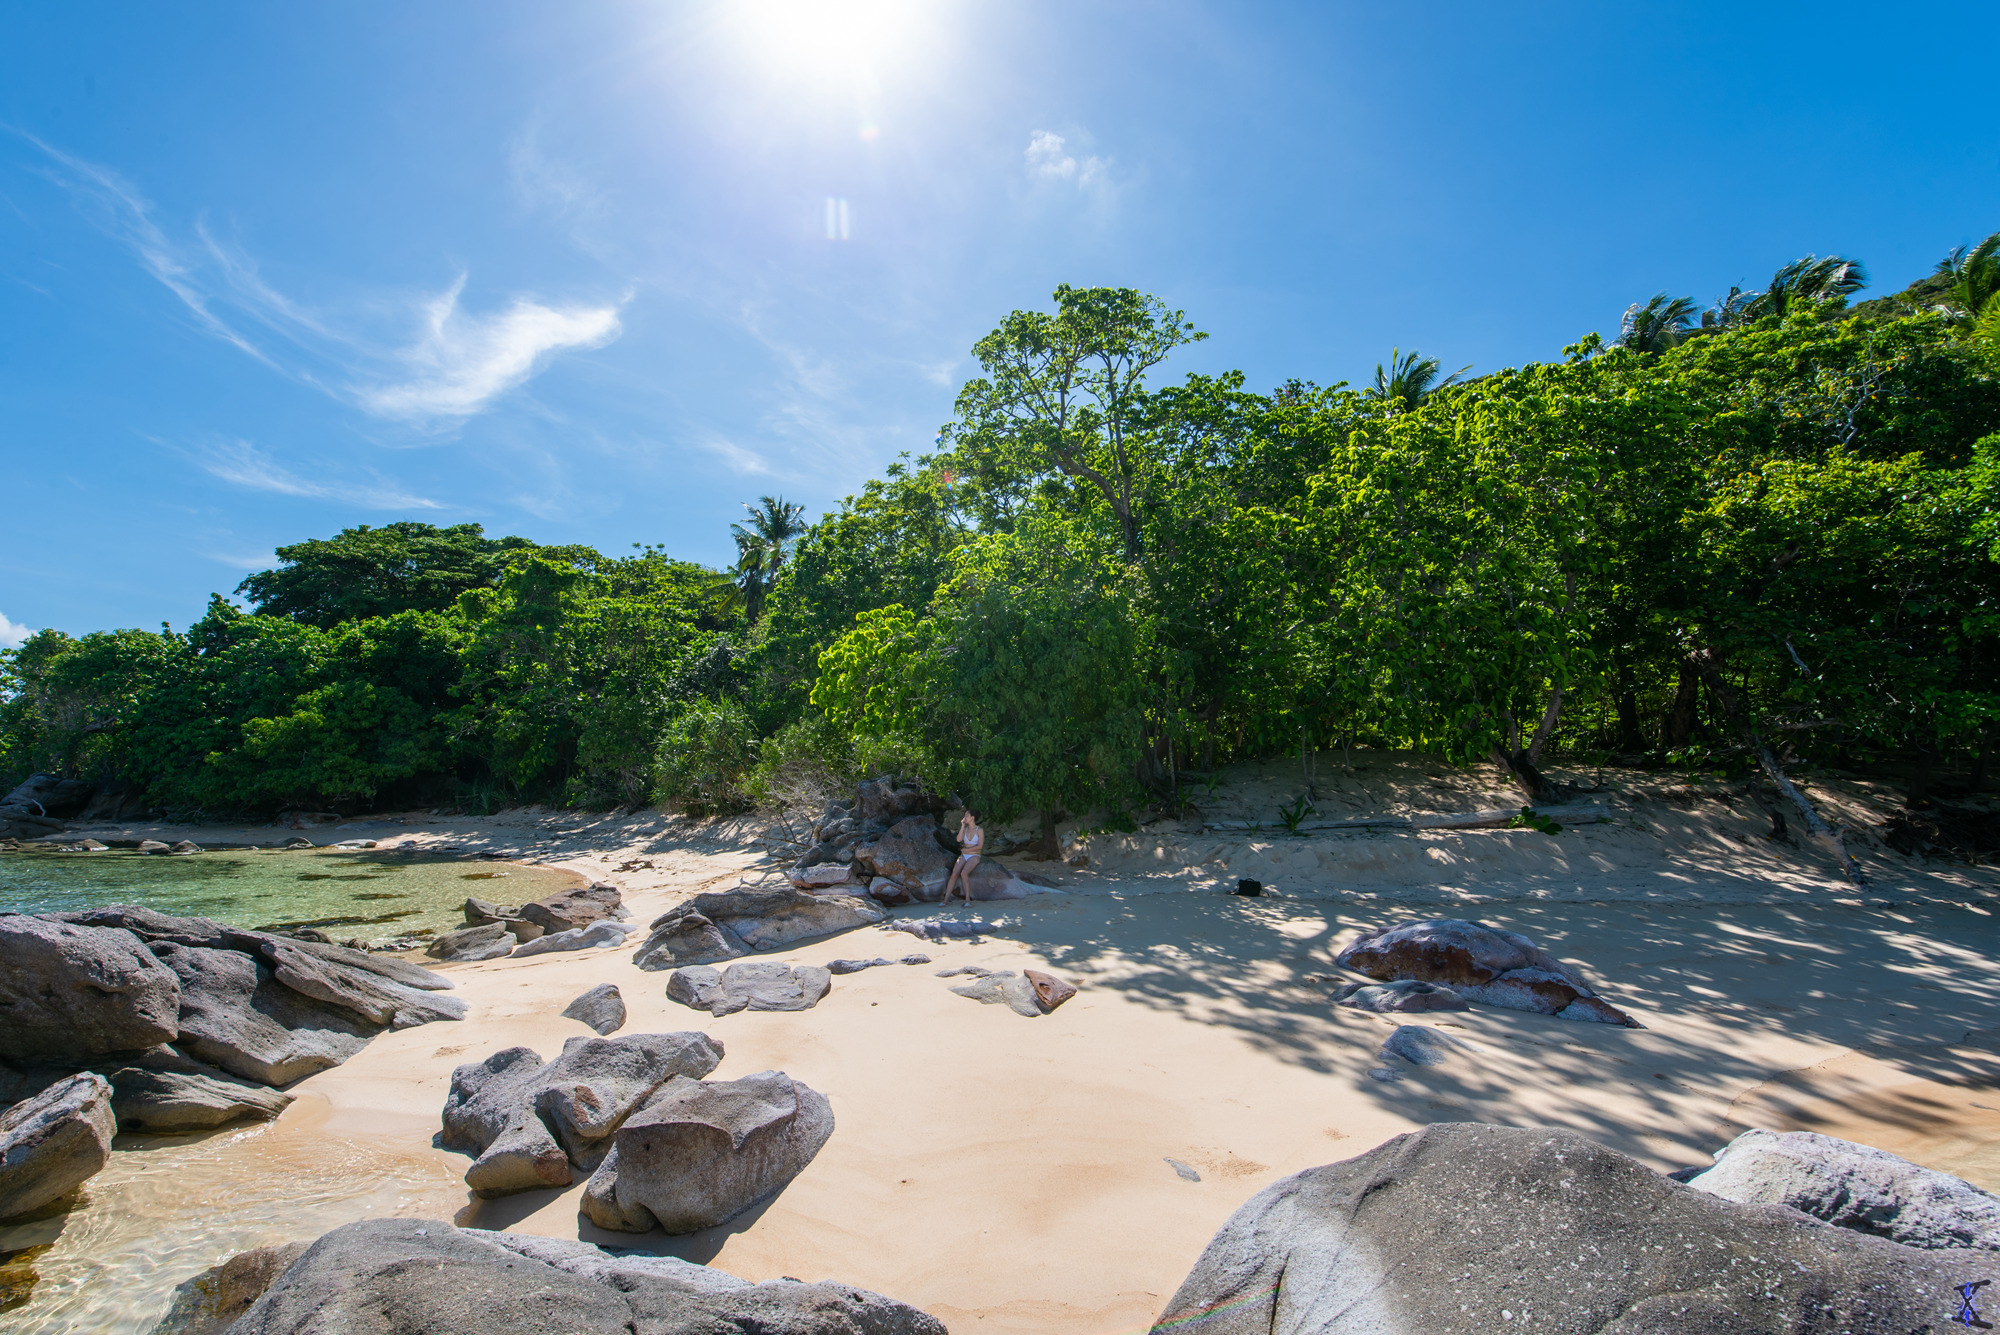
(727, 0), (926, 81)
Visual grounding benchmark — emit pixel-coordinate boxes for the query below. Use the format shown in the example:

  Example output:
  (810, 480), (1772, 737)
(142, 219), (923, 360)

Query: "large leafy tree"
(236, 522), (535, 627)
(946, 285), (1204, 560)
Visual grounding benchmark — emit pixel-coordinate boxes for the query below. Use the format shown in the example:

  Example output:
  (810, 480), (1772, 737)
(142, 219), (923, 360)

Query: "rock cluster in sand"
(0, 904), (464, 1218)
(440, 1031), (724, 1198)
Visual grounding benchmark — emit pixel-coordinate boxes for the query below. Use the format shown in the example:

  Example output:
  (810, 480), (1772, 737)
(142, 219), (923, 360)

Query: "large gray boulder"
(561, 983), (626, 1036)
(581, 1069), (834, 1234)
(632, 909), (747, 969)
(854, 776), (944, 826)
(1689, 1128), (2000, 1250)
(0, 915), (182, 1059)
(1335, 918), (1641, 1027)
(634, 886), (886, 971)
(1152, 1122), (2000, 1334)
(665, 962), (832, 1016)
(151, 942), (376, 1086)
(3, 774), (95, 818)
(254, 939), (467, 1028)
(852, 815), (954, 896)
(220, 1217), (945, 1335)
(439, 1032), (724, 1197)
(58, 905), (456, 991)
(146, 1241), (309, 1335)
(106, 1064), (294, 1132)
(0, 1072), (114, 1222)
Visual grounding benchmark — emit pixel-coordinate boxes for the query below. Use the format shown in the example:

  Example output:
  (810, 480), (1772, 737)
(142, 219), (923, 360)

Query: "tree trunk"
(1615, 663), (1644, 753)
(1490, 745), (1555, 805)
(1662, 659), (1700, 750)
(1690, 648), (1863, 887)
(1025, 809), (1061, 861)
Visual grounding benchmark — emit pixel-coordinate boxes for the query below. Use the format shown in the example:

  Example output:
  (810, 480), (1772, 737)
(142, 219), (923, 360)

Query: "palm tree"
(1701, 285), (1760, 331)
(1935, 232), (2000, 329)
(1703, 254), (1868, 329)
(725, 496), (807, 622)
(1365, 348), (1470, 413)
(1616, 293), (1697, 353)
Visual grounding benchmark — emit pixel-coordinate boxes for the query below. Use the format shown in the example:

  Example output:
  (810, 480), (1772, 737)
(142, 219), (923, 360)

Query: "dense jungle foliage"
(6, 235), (2000, 830)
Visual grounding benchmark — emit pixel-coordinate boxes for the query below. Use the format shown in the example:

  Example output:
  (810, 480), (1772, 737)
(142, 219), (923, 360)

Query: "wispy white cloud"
(696, 436), (776, 476)
(360, 276), (623, 420)
(183, 439), (443, 510)
(1025, 130), (1109, 188)
(0, 611), (32, 649)
(22, 132), (626, 424)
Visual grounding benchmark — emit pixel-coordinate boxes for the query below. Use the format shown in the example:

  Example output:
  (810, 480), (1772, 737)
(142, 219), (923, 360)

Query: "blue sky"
(3, 0), (1996, 643)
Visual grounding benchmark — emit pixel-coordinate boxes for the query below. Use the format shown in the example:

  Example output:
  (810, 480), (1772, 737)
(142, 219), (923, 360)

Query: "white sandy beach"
(11, 757), (2000, 1334)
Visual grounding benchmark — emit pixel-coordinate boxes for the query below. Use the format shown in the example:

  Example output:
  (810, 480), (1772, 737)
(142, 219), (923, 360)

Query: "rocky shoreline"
(6, 772), (2000, 1332)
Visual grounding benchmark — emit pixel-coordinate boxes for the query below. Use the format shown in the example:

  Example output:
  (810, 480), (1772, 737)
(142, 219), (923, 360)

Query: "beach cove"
(8, 763), (2000, 1334)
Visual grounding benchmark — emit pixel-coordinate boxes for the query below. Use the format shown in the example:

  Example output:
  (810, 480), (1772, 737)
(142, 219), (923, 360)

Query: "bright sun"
(726, 0), (929, 82)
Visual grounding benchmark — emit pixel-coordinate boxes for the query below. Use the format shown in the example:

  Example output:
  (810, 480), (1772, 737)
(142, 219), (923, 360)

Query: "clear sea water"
(0, 845), (581, 938)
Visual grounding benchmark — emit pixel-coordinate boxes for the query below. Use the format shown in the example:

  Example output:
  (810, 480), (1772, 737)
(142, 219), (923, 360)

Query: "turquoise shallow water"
(0, 846), (582, 937)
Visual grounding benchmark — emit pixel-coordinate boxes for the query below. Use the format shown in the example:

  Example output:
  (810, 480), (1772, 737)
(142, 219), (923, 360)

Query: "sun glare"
(727, 0), (928, 82)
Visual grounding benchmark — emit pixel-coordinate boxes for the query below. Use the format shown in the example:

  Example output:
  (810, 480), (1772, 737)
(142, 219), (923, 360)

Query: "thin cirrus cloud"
(183, 438), (443, 510)
(1025, 130), (1109, 188)
(0, 610), (32, 650)
(22, 131), (625, 424)
(696, 437), (776, 477)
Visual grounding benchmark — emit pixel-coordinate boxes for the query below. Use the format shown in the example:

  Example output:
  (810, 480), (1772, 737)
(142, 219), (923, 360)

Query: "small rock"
(329, 840), (377, 849)
(827, 958), (894, 974)
(885, 918), (998, 943)
(949, 972), (1044, 1017)
(427, 923), (515, 962)
(1365, 1067), (1403, 1082)
(560, 984), (626, 1036)
(282, 838), (314, 850)
(935, 965), (990, 978)
(78, 838), (108, 851)
(170, 840), (203, 855)
(900, 954), (931, 965)
(1165, 1157), (1202, 1182)
(511, 920), (635, 957)
(0, 1073), (115, 1222)
(665, 961), (832, 1016)
(137, 839), (171, 854)
(1023, 969), (1077, 1011)
(1379, 1025), (1479, 1068)
(1334, 979), (1470, 1014)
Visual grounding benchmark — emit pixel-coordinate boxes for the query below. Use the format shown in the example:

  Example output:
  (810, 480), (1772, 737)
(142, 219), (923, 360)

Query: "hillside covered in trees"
(6, 236), (2000, 841)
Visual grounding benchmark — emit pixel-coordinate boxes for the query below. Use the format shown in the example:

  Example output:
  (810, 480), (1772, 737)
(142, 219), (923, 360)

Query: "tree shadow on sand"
(995, 888), (2000, 1165)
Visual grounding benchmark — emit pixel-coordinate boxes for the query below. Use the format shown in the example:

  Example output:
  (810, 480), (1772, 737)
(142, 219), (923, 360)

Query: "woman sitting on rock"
(941, 810), (984, 906)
